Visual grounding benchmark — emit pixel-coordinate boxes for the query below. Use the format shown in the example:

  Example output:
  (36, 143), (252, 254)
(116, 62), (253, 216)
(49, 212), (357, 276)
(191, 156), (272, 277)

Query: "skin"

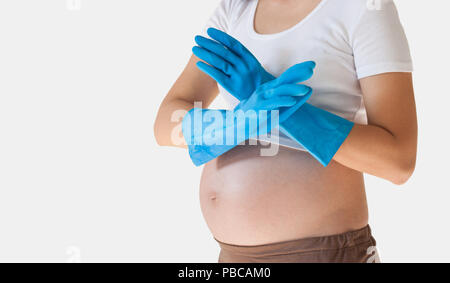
(154, 0), (417, 246)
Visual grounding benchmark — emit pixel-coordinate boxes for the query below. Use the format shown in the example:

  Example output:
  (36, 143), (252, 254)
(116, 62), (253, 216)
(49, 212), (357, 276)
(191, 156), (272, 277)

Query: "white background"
(0, 0), (449, 263)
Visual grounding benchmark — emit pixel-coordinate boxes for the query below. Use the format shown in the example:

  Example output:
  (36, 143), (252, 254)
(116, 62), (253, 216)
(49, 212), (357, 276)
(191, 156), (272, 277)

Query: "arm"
(193, 29), (351, 166)
(334, 73), (418, 185)
(182, 68), (313, 166)
(154, 55), (219, 148)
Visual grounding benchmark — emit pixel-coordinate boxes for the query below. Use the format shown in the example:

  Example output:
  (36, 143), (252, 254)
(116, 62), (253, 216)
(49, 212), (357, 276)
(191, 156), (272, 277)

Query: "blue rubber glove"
(193, 28), (354, 166)
(193, 36), (274, 100)
(183, 72), (313, 166)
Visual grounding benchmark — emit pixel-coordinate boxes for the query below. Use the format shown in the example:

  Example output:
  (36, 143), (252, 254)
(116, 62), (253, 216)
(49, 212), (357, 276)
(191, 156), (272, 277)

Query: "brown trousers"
(217, 226), (380, 263)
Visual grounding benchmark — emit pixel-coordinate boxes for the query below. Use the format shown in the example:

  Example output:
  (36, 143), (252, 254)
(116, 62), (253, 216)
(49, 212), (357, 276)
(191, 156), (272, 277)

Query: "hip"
(217, 225), (380, 263)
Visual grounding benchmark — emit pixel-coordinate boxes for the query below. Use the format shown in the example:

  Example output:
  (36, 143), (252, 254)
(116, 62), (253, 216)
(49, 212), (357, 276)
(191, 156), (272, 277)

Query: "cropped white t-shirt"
(203, 0), (413, 149)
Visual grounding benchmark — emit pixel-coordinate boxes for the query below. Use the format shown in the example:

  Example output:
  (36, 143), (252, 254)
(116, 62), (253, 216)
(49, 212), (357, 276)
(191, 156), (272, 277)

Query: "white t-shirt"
(203, 0), (413, 149)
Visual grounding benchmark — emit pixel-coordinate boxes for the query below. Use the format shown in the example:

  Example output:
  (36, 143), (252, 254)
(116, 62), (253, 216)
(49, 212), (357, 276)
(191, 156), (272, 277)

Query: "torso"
(200, 0), (369, 246)
(200, 145), (368, 246)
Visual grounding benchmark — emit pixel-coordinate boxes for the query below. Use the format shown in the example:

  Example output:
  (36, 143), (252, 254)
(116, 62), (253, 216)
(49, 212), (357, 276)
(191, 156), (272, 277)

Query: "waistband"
(216, 226), (374, 258)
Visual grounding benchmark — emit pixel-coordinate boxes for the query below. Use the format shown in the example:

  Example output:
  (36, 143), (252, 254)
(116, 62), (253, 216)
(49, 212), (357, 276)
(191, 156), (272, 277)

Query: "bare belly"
(200, 144), (368, 246)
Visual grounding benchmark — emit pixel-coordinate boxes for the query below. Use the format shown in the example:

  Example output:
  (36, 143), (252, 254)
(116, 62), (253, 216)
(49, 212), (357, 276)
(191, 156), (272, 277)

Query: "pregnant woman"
(154, 0), (417, 263)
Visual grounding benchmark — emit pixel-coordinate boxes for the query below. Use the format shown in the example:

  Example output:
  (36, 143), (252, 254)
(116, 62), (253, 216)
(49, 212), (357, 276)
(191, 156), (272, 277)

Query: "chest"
(253, 0), (323, 35)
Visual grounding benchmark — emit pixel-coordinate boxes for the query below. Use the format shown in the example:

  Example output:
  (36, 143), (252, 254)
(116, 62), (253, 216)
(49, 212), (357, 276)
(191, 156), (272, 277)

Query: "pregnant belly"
(200, 144), (369, 246)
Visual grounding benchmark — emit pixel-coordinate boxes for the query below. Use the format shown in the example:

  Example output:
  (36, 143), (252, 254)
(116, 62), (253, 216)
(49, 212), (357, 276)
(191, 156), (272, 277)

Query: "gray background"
(0, 0), (448, 263)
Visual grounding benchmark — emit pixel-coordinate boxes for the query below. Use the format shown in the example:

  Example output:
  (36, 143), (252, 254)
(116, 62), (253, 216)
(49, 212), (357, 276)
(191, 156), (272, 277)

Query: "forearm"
(183, 88), (302, 166)
(182, 108), (251, 166)
(333, 124), (417, 185)
(154, 99), (193, 149)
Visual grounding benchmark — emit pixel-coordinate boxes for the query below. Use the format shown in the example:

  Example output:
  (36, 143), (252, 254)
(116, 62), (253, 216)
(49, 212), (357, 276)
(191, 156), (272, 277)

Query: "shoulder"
(323, 0), (374, 19)
(324, 0), (397, 19)
(225, 0), (253, 10)
(324, 0), (399, 34)
(211, 0), (254, 31)
(326, 0), (395, 11)
(225, 0), (254, 20)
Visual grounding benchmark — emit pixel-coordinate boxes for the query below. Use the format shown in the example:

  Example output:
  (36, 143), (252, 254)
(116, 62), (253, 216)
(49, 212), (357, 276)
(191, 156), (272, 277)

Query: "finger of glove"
(259, 61), (316, 91)
(259, 97), (298, 111)
(277, 61), (316, 84)
(196, 61), (230, 88)
(207, 28), (259, 66)
(195, 36), (246, 70)
(292, 88), (313, 107)
(278, 89), (313, 121)
(262, 84), (312, 99)
(193, 46), (234, 75)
